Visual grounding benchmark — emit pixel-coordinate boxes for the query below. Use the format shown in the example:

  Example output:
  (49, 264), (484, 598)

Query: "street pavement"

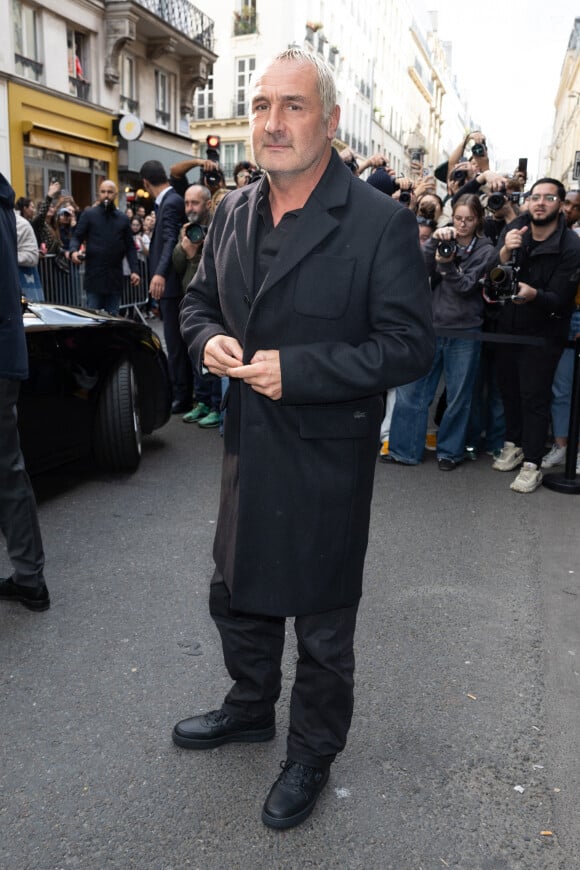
(1, 416), (580, 870)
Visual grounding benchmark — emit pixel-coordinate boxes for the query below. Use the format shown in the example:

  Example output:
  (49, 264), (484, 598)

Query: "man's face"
(250, 60), (339, 179)
(99, 182), (117, 206)
(563, 192), (580, 228)
(184, 186), (210, 224)
(528, 183), (562, 227)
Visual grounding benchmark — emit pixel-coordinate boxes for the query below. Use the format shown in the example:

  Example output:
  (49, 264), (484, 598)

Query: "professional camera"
(471, 142), (486, 157)
(399, 190), (412, 204)
(482, 261), (520, 302)
(451, 167), (468, 183)
(487, 191), (522, 212)
(185, 221), (208, 244)
(436, 239), (457, 258)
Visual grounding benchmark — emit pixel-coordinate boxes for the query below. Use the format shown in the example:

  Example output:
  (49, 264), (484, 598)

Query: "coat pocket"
(297, 400), (379, 440)
(294, 256), (355, 319)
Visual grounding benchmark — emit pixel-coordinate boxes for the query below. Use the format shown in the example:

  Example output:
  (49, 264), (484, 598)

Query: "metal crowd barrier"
(36, 254), (150, 318)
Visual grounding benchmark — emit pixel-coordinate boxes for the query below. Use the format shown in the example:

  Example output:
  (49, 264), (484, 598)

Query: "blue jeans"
(389, 336), (481, 464)
(465, 344), (505, 452)
(86, 291), (121, 315)
(550, 311), (580, 438)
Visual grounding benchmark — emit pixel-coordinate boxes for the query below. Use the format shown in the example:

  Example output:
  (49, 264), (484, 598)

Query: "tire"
(93, 358), (142, 471)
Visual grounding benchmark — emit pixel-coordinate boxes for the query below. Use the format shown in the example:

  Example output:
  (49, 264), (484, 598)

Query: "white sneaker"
(541, 443), (567, 469)
(492, 441), (524, 472)
(510, 462), (543, 493)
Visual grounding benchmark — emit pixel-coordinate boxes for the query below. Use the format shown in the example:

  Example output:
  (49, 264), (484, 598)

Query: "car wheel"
(94, 358), (142, 471)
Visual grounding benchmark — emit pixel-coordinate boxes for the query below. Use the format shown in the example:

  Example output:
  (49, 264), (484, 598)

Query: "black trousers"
(159, 296), (193, 403)
(495, 339), (565, 466)
(209, 578), (359, 769)
(0, 379), (45, 588)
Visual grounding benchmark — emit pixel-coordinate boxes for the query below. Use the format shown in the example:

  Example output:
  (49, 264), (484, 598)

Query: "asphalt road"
(1, 416), (580, 870)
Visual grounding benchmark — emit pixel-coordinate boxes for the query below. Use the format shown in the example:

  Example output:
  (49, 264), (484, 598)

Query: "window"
(13, 1), (42, 82)
(155, 70), (171, 128)
(120, 54), (138, 114)
(67, 28), (90, 100)
(195, 72), (214, 121)
(234, 57), (255, 118)
(223, 142), (247, 179)
(234, 1), (257, 36)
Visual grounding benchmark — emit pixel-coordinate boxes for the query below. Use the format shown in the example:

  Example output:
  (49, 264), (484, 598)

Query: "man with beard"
(489, 178), (580, 492)
(70, 180), (139, 315)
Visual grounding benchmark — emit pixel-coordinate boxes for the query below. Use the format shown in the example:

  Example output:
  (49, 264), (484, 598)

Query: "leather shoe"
(262, 760), (330, 829)
(171, 399), (192, 414)
(0, 576), (50, 612)
(172, 708), (275, 750)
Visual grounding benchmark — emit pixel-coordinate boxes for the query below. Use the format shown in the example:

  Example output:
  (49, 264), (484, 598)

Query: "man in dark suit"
(0, 172), (49, 612)
(140, 160), (191, 413)
(177, 49), (435, 829)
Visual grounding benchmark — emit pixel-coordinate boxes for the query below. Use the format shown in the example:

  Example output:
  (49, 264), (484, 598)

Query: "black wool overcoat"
(180, 151), (435, 616)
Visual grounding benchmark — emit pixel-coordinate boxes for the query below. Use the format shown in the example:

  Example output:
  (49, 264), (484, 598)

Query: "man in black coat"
(488, 177), (580, 493)
(140, 160), (191, 413)
(176, 49), (435, 829)
(70, 180), (139, 315)
(0, 172), (49, 612)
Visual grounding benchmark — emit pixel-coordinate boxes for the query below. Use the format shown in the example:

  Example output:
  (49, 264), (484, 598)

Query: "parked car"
(19, 301), (171, 474)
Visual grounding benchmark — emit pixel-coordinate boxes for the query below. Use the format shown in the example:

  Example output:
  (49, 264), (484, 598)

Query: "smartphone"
(517, 158), (527, 176)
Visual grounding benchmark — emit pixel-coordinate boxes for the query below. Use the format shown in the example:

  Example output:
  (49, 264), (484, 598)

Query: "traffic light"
(206, 134), (221, 162)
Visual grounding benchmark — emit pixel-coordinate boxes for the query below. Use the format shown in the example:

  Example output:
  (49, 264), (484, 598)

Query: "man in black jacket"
(0, 172), (49, 612)
(489, 178), (580, 492)
(175, 49), (434, 830)
(70, 180), (140, 315)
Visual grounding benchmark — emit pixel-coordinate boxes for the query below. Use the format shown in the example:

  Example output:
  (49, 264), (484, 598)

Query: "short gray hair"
(253, 48), (337, 122)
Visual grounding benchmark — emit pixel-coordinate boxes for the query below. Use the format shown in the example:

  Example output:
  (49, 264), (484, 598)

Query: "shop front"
(8, 81), (117, 208)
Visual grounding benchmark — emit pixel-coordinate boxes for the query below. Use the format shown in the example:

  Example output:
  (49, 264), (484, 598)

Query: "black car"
(19, 302), (171, 474)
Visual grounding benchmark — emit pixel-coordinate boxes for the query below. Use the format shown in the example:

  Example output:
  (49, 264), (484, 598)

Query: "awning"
(22, 121), (117, 163)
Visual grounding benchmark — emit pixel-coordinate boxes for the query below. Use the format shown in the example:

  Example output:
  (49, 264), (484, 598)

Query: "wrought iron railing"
(133, 0), (215, 50)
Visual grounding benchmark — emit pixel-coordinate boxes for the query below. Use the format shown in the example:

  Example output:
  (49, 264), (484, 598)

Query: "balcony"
(15, 54), (43, 83)
(132, 0), (214, 51)
(120, 95), (139, 114)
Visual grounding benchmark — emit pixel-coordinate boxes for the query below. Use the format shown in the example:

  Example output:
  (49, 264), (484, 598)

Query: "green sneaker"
(182, 402), (210, 423)
(198, 409), (221, 429)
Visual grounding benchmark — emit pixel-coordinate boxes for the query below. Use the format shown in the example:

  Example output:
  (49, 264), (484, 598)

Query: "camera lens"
(185, 223), (206, 244)
(452, 169), (467, 183)
(471, 143), (486, 157)
(437, 239), (457, 258)
(487, 193), (507, 212)
(399, 190), (411, 204)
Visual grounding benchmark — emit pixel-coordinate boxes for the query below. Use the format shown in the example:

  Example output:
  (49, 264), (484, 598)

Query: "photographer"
(386, 194), (492, 470)
(172, 184), (221, 429)
(488, 178), (580, 493)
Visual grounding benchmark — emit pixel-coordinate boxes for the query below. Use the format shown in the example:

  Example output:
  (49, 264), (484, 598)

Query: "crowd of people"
(343, 133), (580, 494)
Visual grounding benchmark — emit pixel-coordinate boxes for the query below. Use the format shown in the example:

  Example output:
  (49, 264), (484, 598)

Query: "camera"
(483, 263), (519, 301)
(436, 239), (457, 258)
(487, 191), (522, 212)
(451, 168), (467, 183)
(185, 221), (208, 244)
(399, 190), (412, 204)
(471, 142), (486, 157)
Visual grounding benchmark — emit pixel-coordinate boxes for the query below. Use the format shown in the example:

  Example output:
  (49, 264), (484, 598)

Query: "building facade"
(188, 0), (461, 183)
(548, 17), (580, 188)
(2, 0), (216, 206)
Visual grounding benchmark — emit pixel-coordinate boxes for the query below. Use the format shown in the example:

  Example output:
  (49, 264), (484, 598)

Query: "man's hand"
(227, 349), (282, 400)
(513, 282), (537, 304)
(149, 274), (166, 300)
(181, 231), (202, 260)
(500, 226), (528, 263)
(203, 334), (244, 376)
(70, 251), (82, 266)
(130, 272), (140, 287)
